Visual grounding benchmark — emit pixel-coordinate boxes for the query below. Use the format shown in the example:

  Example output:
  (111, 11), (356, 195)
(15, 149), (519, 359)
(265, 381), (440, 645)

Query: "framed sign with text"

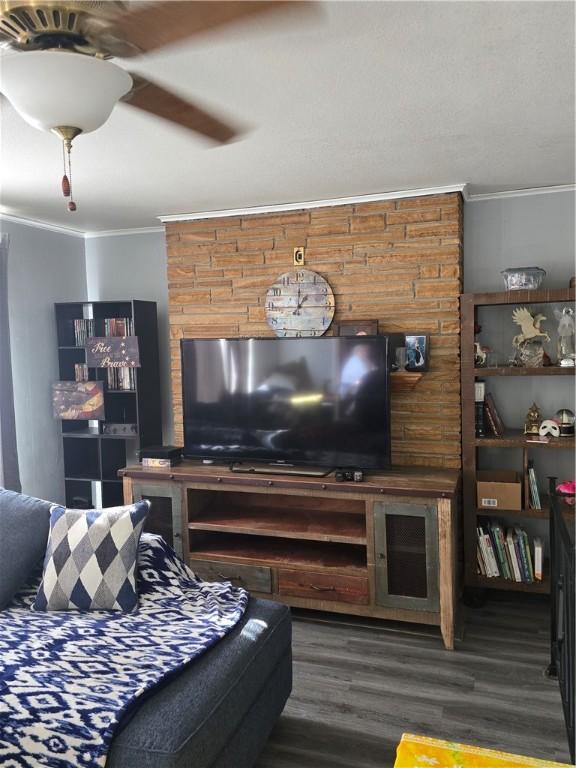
(85, 336), (140, 368)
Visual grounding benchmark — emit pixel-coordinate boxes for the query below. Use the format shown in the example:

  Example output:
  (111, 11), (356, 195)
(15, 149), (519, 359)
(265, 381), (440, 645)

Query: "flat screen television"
(181, 336), (391, 470)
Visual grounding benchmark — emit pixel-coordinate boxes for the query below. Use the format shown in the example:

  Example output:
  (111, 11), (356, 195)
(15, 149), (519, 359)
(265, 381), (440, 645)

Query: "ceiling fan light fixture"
(0, 50), (132, 134)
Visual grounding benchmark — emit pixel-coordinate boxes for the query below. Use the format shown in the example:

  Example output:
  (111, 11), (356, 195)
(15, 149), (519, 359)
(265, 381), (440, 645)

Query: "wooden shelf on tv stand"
(120, 461), (460, 650)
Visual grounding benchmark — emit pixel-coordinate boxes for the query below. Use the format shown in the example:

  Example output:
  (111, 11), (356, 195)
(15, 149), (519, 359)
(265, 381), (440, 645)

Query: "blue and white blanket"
(0, 534), (248, 768)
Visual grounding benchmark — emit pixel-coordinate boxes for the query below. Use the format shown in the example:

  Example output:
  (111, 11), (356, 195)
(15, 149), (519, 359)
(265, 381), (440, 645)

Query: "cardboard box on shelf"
(476, 470), (522, 511)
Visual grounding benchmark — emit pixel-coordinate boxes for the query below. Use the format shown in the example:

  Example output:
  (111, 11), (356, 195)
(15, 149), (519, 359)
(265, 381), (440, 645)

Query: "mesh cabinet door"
(373, 502), (439, 612)
(132, 481), (184, 559)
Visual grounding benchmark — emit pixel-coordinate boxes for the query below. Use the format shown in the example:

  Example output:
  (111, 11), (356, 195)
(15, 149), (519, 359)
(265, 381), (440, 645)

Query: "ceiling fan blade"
(108, 1), (302, 56)
(123, 75), (238, 143)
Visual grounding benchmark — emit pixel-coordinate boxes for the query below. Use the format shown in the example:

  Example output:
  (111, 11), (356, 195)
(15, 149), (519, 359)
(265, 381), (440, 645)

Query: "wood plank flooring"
(257, 596), (571, 767)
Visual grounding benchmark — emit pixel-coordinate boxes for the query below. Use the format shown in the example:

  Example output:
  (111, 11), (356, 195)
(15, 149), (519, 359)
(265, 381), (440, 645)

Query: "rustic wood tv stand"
(120, 463), (460, 649)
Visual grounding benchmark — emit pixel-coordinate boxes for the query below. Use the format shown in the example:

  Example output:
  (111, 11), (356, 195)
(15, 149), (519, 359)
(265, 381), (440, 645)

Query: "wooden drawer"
(189, 558), (272, 593)
(278, 569), (369, 604)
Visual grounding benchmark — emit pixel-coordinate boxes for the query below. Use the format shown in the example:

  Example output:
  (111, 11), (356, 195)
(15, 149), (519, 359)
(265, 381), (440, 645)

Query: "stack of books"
(105, 317), (136, 391)
(104, 317), (134, 337)
(483, 392), (505, 437)
(475, 383), (506, 438)
(73, 318), (95, 346)
(107, 367), (136, 391)
(476, 522), (543, 582)
(74, 363), (89, 383)
(527, 460), (541, 509)
(475, 381), (486, 437)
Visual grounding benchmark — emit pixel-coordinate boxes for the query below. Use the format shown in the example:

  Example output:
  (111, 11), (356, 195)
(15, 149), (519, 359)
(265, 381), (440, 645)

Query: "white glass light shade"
(0, 51), (133, 134)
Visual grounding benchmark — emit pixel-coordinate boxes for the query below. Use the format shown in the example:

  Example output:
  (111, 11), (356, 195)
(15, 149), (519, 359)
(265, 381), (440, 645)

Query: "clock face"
(265, 269), (335, 337)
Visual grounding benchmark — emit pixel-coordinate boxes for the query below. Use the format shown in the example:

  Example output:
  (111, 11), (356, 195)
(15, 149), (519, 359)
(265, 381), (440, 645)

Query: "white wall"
(2, 219), (87, 502)
(84, 231), (172, 443)
(464, 190), (575, 292)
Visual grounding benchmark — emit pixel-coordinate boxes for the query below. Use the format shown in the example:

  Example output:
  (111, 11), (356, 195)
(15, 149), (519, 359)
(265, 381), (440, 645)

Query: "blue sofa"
(0, 488), (292, 768)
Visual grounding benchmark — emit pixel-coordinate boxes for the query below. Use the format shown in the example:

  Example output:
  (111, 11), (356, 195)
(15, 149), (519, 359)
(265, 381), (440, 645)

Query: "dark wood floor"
(257, 596), (570, 767)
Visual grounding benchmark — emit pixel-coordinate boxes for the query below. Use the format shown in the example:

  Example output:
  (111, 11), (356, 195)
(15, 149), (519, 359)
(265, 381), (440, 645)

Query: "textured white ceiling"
(0, 0), (574, 233)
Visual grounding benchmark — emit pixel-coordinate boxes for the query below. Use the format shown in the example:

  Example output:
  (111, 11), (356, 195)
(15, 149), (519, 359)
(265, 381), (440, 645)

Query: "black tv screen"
(181, 336), (391, 470)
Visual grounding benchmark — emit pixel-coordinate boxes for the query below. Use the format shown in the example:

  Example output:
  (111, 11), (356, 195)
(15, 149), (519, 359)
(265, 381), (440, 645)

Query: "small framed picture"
(335, 319), (378, 337)
(52, 381), (105, 420)
(404, 335), (429, 371)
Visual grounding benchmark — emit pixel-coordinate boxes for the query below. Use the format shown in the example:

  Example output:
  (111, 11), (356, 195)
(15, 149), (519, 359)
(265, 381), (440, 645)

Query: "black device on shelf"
(548, 479), (575, 764)
(181, 336), (391, 471)
(55, 300), (162, 508)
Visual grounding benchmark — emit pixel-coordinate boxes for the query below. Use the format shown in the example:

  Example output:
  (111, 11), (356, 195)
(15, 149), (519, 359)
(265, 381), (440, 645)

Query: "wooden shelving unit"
(461, 286), (575, 595)
(474, 366), (575, 377)
(189, 533), (368, 574)
(189, 505), (367, 545)
(475, 431), (575, 449)
(472, 575), (551, 594)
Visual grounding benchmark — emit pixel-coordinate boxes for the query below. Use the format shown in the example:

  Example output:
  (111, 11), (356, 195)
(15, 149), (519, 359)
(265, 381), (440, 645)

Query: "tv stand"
(230, 462), (331, 477)
(120, 462), (460, 649)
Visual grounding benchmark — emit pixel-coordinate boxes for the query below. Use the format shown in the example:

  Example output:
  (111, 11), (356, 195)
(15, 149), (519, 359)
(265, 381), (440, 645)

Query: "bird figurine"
(512, 307), (550, 348)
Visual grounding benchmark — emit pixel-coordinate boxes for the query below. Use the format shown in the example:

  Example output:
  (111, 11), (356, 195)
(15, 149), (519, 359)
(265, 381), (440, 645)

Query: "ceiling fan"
(0, 1), (310, 211)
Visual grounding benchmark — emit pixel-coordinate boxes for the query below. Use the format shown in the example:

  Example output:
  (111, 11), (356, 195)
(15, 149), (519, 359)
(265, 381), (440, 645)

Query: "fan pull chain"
(61, 138), (77, 212)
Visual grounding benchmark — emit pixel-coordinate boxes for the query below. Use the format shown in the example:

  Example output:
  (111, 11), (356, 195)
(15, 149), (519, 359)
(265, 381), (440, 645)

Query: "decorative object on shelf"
(555, 408), (575, 437)
(501, 266), (546, 291)
(554, 307), (576, 367)
(265, 269), (335, 337)
(85, 336), (140, 368)
(556, 480), (576, 504)
(512, 307), (550, 367)
(474, 342), (488, 367)
(539, 419), (560, 438)
(395, 347), (407, 371)
(473, 322), (489, 366)
(523, 402), (542, 435)
(335, 319), (378, 337)
(138, 445), (183, 468)
(102, 423), (137, 436)
(405, 335), (429, 371)
(52, 381), (104, 420)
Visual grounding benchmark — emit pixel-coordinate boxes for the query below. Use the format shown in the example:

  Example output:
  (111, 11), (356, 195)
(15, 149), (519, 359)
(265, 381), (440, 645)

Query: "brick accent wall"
(166, 192), (463, 469)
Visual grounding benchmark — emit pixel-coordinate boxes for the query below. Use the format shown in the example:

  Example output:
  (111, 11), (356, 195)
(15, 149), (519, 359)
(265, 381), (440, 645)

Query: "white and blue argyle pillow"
(33, 500), (150, 612)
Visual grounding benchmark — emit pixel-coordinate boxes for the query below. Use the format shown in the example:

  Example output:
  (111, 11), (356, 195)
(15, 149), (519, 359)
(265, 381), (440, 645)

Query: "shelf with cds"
(55, 300), (162, 509)
(461, 286), (575, 596)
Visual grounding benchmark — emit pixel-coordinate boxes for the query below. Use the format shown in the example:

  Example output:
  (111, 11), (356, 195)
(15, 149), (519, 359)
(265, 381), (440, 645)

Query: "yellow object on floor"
(394, 733), (570, 768)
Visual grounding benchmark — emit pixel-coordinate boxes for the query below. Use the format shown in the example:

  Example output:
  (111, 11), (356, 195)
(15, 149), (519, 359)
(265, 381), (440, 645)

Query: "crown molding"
(84, 226), (165, 240)
(159, 185), (469, 223)
(466, 184), (576, 202)
(0, 212), (85, 238)
(3, 183), (574, 236)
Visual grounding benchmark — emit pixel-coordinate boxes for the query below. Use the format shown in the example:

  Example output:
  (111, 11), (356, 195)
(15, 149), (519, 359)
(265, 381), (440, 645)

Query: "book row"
(477, 522), (543, 582)
(72, 317), (134, 347)
(74, 363), (136, 392)
(474, 382), (505, 438)
(107, 367), (136, 392)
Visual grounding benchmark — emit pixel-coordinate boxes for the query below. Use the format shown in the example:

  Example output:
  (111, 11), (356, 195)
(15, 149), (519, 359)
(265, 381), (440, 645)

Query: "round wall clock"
(265, 269), (335, 337)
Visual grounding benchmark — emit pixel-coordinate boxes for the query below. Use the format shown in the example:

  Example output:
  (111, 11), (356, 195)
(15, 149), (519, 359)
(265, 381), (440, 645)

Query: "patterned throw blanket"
(0, 534), (248, 768)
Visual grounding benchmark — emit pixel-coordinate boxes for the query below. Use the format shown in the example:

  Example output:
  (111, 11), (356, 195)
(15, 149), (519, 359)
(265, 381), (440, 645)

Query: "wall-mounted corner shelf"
(391, 371), (424, 393)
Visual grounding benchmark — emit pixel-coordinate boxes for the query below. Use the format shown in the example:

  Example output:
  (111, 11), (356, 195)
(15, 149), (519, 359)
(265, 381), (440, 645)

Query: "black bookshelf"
(55, 300), (162, 508)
